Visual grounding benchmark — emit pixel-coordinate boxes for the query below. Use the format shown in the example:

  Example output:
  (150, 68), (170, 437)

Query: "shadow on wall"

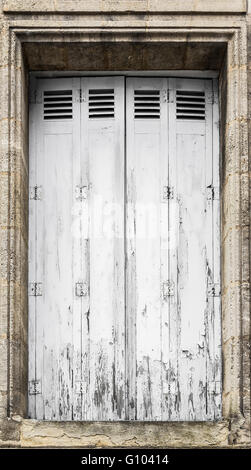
(23, 42), (227, 71)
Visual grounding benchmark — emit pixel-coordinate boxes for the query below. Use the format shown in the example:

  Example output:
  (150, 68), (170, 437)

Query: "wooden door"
(29, 76), (221, 421)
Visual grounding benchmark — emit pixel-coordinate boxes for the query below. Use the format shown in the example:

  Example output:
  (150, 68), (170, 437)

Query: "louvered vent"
(134, 90), (160, 119)
(43, 90), (73, 120)
(176, 90), (205, 120)
(89, 89), (115, 118)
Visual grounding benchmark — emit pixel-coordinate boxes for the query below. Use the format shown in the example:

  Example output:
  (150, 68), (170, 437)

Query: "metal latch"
(207, 282), (221, 297)
(75, 185), (88, 201)
(206, 186), (219, 201)
(162, 90), (168, 103)
(30, 185), (42, 200)
(163, 186), (174, 201)
(162, 281), (175, 300)
(75, 282), (88, 297)
(29, 379), (42, 395)
(29, 282), (43, 296)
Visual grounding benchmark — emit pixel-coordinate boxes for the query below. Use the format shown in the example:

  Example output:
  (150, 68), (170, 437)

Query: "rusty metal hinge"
(206, 186), (219, 201)
(163, 186), (174, 201)
(207, 282), (221, 297)
(75, 185), (88, 201)
(29, 282), (43, 297)
(75, 282), (88, 297)
(74, 89), (83, 103)
(30, 185), (42, 200)
(162, 90), (168, 103)
(162, 280), (175, 300)
(29, 379), (42, 395)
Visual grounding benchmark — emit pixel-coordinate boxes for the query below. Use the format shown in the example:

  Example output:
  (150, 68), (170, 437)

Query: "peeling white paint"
(29, 76), (221, 421)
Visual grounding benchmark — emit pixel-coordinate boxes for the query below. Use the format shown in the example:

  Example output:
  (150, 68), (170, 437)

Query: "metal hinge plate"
(163, 186), (174, 201)
(75, 89), (83, 103)
(75, 282), (88, 297)
(75, 185), (88, 201)
(29, 379), (42, 395)
(207, 282), (221, 297)
(76, 89), (86, 103)
(162, 90), (168, 103)
(29, 282), (43, 297)
(30, 185), (42, 200)
(162, 280), (175, 300)
(167, 89), (174, 104)
(206, 186), (219, 201)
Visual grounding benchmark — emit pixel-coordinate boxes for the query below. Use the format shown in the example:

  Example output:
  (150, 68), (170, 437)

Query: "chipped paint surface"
(126, 77), (221, 420)
(29, 77), (126, 421)
(28, 76), (221, 421)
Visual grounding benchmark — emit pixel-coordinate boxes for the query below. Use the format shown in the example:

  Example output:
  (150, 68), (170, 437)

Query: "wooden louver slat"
(89, 89), (115, 118)
(43, 90), (73, 120)
(134, 90), (160, 119)
(176, 90), (206, 120)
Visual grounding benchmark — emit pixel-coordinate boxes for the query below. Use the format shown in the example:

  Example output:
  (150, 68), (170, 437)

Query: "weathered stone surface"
(0, 418), (21, 446)
(20, 419), (230, 448)
(23, 42), (227, 72)
(2, 1), (247, 14)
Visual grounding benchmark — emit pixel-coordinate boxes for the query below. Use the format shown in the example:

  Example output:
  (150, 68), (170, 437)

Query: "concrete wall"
(0, 0), (250, 447)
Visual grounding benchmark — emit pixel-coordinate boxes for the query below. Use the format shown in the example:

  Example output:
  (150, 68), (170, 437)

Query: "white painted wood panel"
(126, 78), (169, 420)
(29, 75), (221, 422)
(126, 77), (221, 421)
(80, 77), (125, 420)
(29, 76), (126, 421)
(29, 78), (81, 420)
(168, 78), (221, 420)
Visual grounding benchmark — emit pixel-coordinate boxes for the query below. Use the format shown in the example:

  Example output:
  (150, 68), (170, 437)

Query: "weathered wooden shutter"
(126, 78), (169, 420)
(29, 77), (125, 420)
(168, 78), (221, 420)
(80, 77), (125, 420)
(126, 77), (221, 420)
(29, 76), (221, 421)
(29, 78), (81, 420)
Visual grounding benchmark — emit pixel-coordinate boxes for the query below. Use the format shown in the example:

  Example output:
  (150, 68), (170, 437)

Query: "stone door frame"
(0, 8), (250, 446)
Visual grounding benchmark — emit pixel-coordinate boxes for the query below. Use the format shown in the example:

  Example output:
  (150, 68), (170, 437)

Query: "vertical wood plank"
(81, 77), (126, 420)
(71, 78), (83, 421)
(167, 78), (180, 420)
(126, 78), (168, 420)
(29, 78), (81, 420)
(176, 80), (208, 420)
(168, 78), (221, 420)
